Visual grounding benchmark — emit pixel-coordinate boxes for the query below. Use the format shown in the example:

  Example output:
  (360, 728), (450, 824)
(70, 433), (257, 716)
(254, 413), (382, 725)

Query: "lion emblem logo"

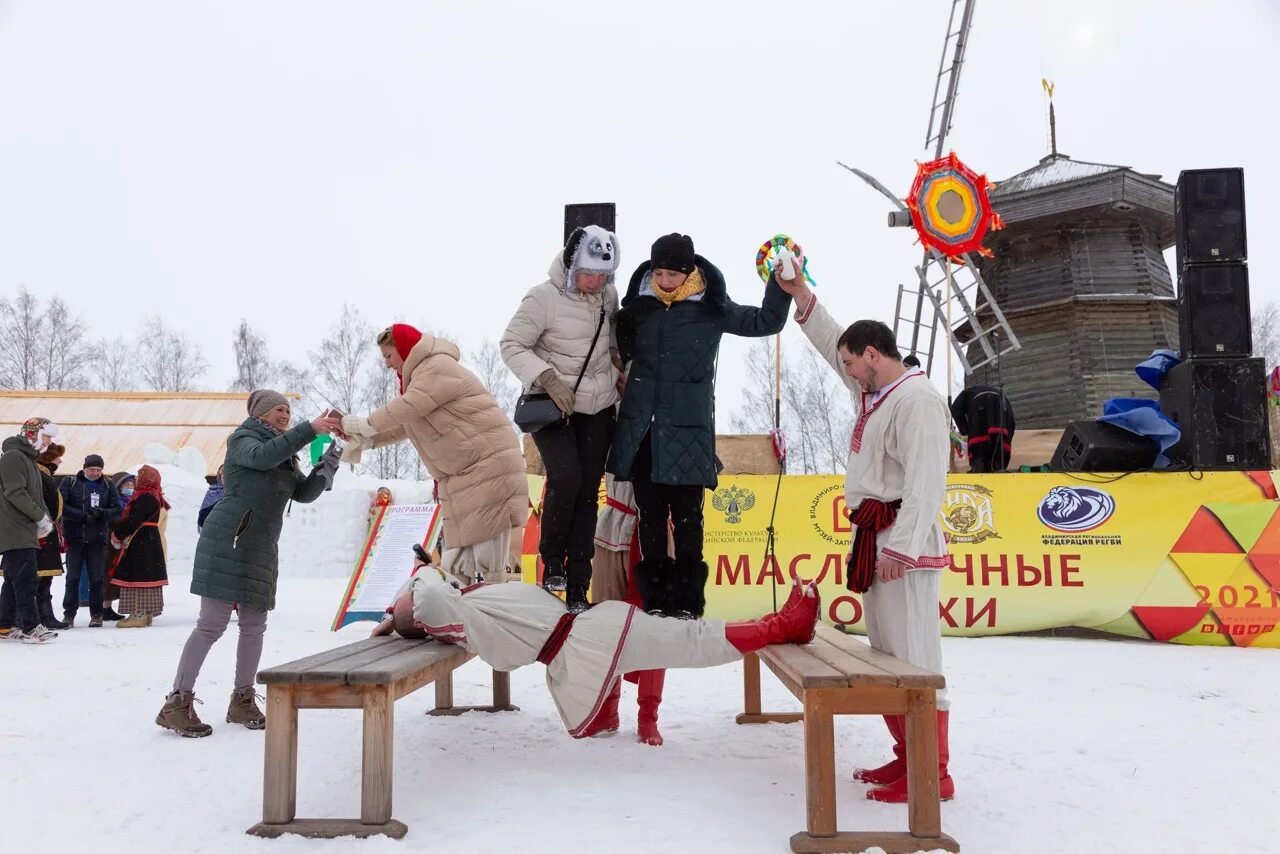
(712, 485), (756, 524)
(1037, 486), (1115, 533)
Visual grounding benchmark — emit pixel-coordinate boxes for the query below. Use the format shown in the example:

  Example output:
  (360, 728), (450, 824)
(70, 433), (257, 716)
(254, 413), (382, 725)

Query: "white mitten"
(340, 435), (366, 464)
(36, 515), (53, 539)
(341, 414), (377, 438)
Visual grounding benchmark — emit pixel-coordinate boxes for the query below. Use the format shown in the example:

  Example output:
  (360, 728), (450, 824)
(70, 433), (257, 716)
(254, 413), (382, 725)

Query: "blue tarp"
(1097, 398), (1182, 468)
(1095, 349), (1183, 469)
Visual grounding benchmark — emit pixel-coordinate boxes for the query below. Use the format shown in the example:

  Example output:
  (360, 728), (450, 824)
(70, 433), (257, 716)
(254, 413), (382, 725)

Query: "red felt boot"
(866, 711), (953, 803)
(636, 669), (665, 746)
(577, 678), (621, 738)
(853, 715), (906, 784)
(724, 581), (819, 654)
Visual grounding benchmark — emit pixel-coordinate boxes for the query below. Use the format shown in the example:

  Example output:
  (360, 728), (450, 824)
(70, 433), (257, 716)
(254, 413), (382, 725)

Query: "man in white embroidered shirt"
(776, 259), (954, 804)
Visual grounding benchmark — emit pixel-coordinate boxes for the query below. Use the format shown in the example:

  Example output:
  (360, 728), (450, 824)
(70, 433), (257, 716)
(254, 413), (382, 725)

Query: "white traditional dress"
(795, 295), (951, 707)
(401, 571), (739, 736)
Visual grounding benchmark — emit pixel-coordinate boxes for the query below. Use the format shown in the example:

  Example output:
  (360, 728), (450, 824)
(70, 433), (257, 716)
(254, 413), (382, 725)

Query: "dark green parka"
(190, 419), (328, 610)
(0, 437), (45, 553)
(606, 256), (791, 488)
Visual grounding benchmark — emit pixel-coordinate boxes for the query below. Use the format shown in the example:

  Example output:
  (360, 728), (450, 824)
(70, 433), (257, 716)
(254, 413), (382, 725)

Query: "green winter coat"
(190, 419), (327, 610)
(0, 436), (46, 553)
(606, 256), (791, 488)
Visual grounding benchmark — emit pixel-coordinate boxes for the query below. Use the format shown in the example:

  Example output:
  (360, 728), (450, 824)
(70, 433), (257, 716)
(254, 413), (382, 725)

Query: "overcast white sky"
(1, 0), (1275, 425)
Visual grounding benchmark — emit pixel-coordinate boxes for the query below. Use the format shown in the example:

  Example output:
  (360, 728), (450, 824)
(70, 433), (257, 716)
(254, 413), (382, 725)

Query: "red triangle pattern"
(1246, 554), (1280, 592)
(1245, 471), (1278, 499)
(1210, 608), (1280, 648)
(1170, 507), (1243, 554)
(1132, 605), (1213, 642)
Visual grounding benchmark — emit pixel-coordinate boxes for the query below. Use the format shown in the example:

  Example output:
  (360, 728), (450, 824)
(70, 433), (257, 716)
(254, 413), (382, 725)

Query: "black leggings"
(631, 432), (705, 565)
(531, 407), (616, 587)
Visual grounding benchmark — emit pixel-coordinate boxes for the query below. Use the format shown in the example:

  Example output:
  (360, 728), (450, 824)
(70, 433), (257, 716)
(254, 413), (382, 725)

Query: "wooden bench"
(247, 636), (516, 840)
(738, 624), (959, 853)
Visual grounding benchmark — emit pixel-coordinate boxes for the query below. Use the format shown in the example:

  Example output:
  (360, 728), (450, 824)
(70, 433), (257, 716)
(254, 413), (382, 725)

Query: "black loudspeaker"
(1175, 168), (1246, 267)
(563, 203), (616, 243)
(1159, 357), (1270, 470)
(1178, 262), (1251, 357)
(1050, 421), (1159, 472)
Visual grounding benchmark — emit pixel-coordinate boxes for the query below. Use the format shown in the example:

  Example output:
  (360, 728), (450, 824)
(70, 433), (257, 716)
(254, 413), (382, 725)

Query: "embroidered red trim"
(569, 605), (636, 738)
(796, 294), (818, 325)
(537, 613), (577, 664)
(849, 372), (927, 454)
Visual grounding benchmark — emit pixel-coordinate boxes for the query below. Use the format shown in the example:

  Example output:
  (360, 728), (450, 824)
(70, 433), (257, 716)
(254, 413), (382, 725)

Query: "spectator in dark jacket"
(197, 465), (224, 532)
(0, 418), (58, 643)
(605, 233), (791, 620)
(32, 444), (68, 629)
(58, 453), (121, 627)
(115, 473), (136, 509)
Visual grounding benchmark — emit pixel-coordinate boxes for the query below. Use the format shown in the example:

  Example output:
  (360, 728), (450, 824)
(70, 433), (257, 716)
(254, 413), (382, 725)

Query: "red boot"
(866, 711), (953, 802)
(853, 715), (906, 784)
(724, 581), (819, 654)
(578, 678), (621, 738)
(636, 669), (665, 746)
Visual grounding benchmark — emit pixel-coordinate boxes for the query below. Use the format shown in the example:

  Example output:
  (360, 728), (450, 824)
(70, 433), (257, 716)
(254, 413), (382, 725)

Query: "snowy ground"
(4, 572), (1278, 854)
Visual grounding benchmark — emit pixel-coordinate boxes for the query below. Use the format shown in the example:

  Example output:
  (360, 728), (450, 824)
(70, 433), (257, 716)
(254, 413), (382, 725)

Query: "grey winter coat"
(189, 418), (328, 610)
(499, 252), (620, 416)
(0, 437), (46, 553)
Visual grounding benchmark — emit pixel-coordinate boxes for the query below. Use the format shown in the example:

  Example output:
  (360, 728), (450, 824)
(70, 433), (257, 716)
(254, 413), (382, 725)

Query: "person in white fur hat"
(499, 225), (622, 614)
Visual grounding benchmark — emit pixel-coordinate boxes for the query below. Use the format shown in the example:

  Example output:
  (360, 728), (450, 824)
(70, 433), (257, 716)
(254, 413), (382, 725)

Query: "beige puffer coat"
(499, 252), (620, 416)
(368, 336), (527, 549)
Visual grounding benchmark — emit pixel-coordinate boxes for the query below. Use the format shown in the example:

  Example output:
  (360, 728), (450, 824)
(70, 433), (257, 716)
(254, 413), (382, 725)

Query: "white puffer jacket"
(500, 252), (620, 416)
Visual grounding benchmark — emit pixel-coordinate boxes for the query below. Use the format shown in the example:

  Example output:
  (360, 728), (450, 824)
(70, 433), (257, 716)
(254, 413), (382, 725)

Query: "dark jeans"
(0, 549), (40, 632)
(631, 432), (705, 565)
(63, 542), (107, 619)
(532, 407), (616, 588)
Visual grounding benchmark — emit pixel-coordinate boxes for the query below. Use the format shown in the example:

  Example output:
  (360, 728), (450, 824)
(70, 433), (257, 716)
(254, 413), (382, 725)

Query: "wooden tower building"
(963, 153), (1179, 429)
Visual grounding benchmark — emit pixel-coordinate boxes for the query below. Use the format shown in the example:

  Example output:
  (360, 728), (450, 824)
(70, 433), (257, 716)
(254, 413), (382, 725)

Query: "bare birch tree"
(135, 316), (209, 392)
(92, 337), (137, 391)
(230, 320), (274, 391)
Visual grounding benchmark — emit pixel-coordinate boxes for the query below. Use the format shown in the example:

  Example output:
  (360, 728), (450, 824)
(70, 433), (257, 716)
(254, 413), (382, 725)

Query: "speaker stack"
(1159, 167), (1270, 470)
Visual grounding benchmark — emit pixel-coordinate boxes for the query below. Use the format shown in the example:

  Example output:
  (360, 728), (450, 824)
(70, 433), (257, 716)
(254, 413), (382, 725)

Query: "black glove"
(86, 507), (103, 522)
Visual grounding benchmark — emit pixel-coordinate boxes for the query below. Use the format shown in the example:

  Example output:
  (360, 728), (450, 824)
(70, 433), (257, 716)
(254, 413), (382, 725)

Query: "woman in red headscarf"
(339, 324), (527, 589)
(108, 465), (170, 628)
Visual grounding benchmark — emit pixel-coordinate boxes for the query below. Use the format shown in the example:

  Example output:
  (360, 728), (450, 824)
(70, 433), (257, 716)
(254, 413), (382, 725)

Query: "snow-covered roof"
(0, 390), (298, 475)
(994, 153), (1133, 195)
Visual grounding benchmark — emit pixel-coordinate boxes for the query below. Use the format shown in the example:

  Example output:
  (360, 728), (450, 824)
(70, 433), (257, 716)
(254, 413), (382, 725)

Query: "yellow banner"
(524, 471), (1280, 648)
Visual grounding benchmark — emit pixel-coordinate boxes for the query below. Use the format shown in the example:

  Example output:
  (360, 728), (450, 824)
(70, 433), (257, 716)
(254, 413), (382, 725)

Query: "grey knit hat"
(247, 389), (289, 419)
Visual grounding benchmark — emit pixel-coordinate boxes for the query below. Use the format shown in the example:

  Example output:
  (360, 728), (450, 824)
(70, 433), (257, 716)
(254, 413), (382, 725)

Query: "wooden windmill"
(838, 0), (1021, 389)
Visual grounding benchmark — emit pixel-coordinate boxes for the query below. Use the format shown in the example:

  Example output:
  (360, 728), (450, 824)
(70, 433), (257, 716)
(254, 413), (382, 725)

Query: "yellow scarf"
(651, 267), (706, 306)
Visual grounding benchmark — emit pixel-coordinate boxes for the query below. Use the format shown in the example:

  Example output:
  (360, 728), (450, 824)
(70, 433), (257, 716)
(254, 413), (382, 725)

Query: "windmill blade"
(836, 161), (909, 212)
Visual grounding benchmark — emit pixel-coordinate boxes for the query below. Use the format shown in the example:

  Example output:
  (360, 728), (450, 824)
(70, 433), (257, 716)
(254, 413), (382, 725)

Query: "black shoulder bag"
(513, 303), (607, 434)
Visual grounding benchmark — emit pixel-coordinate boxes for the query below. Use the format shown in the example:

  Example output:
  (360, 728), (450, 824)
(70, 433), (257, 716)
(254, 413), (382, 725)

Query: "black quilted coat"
(606, 255), (790, 488)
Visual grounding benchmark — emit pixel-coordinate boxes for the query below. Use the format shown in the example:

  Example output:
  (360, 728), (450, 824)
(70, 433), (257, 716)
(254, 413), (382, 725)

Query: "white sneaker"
(17, 625), (57, 644)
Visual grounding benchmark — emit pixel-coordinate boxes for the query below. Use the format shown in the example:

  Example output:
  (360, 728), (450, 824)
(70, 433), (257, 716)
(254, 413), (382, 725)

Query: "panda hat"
(562, 225), (620, 293)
